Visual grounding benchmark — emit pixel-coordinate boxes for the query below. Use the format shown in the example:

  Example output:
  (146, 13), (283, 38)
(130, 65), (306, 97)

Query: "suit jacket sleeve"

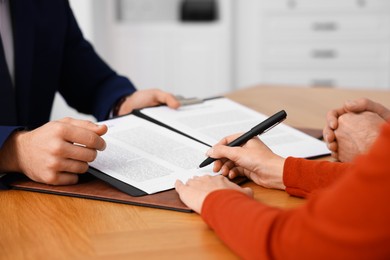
(0, 126), (23, 149)
(58, 1), (137, 121)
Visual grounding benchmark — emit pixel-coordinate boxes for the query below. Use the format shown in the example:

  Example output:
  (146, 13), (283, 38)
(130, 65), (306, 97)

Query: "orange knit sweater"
(201, 122), (390, 259)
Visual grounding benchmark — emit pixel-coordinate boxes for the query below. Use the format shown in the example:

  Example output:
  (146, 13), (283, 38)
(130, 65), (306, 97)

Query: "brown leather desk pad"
(10, 128), (323, 212)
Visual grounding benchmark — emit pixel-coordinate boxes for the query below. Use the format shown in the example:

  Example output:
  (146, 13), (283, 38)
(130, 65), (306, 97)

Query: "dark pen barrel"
(198, 110), (287, 168)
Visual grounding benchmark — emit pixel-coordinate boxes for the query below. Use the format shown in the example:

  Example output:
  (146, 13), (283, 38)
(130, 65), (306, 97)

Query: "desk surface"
(1, 85), (390, 259)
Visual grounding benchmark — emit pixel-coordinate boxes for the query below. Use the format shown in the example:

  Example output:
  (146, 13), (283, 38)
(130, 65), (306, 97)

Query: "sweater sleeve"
(201, 122), (390, 260)
(283, 157), (352, 198)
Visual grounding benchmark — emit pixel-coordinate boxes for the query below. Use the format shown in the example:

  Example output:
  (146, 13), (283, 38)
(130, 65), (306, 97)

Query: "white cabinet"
(92, 0), (233, 99)
(236, 0), (390, 90)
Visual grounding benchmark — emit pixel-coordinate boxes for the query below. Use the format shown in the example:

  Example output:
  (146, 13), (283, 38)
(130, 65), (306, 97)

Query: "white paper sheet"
(90, 115), (216, 194)
(141, 98), (330, 159)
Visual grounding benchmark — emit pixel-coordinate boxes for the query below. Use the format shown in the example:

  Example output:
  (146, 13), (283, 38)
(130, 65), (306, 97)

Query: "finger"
(175, 179), (203, 214)
(228, 168), (241, 179)
(212, 157), (230, 173)
(185, 176), (201, 186)
(46, 157), (90, 174)
(345, 98), (390, 119)
(323, 126), (336, 143)
(207, 145), (242, 163)
(327, 141), (338, 153)
(64, 159), (90, 174)
(163, 93), (181, 109)
(220, 159), (236, 173)
(175, 179), (185, 193)
(220, 165), (230, 176)
(62, 143), (98, 162)
(185, 176), (208, 189)
(59, 117), (108, 136)
(213, 159), (223, 173)
(43, 172), (79, 186)
(331, 152), (338, 160)
(344, 98), (378, 113)
(216, 133), (244, 146)
(344, 99), (364, 112)
(58, 124), (106, 151)
(152, 90), (181, 109)
(326, 107), (345, 129)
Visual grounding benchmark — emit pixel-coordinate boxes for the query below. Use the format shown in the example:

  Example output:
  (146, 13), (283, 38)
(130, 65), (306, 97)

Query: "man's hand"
(0, 118), (107, 185)
(117, 89), (180, 115)
(323, 98), (390, 162)
(175, 175), (253, 214)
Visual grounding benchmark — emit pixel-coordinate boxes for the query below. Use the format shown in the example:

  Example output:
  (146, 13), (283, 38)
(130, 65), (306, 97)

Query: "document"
(90, 97), (329, 196)
(141, 98), (330, 158)
(89, 115), (216, 195)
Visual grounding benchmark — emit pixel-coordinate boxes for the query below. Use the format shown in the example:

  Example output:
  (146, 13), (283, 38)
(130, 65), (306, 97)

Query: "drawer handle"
(311, 79), (335, 87)
(311, 49), (337, 59)
(312, 22), (338, 31)
(287, 0), (297, 9)
(356, 0), (366, 7)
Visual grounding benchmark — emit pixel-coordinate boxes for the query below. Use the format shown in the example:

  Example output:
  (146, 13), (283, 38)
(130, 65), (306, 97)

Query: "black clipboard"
(88, 96), (221, 196)
(88, 166), (147, 197)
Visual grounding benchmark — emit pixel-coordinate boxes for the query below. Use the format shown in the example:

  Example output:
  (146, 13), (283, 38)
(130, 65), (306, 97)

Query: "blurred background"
(52, 0), (390, 120)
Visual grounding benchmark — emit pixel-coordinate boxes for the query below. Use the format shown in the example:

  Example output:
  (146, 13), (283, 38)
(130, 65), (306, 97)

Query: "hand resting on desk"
(0, 118), (107, 186)
(323, 98), (390, 162)
(116, 89), (180, 116)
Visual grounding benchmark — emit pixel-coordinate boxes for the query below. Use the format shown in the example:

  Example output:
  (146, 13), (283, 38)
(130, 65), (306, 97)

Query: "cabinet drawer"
(261, 0), (390, 11)
(263, 15), (390, 39)
(261, 43), (390, 64)
(262, 69), (390, 89)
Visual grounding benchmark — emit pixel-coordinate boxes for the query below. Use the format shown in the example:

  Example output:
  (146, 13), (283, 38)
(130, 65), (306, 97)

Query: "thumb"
(164, 94), (181, 109)
(344, 100), (360, 112)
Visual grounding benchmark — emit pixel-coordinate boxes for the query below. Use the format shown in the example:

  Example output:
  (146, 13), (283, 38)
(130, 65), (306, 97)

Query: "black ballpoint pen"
(198, 110), (287, 168)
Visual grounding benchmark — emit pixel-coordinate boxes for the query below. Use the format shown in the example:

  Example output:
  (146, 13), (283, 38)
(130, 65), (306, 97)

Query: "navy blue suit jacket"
(0, 0), (136, 147)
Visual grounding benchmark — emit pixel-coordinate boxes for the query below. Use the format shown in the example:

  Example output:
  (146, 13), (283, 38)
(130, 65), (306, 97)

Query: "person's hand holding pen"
(194, 110), (288, 189)
(206, 134), (286, 190)
(175, 125), (287, 214)
(198, 110), (287, 168)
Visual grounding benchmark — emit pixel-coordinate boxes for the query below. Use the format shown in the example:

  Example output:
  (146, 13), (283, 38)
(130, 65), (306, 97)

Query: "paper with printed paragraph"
(141, 98), (330, 159)
(90, 115), (215, 194)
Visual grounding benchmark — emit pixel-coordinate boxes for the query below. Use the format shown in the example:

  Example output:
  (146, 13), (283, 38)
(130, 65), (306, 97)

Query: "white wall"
(51, 0), (234, 121)
(69, 0), (94, 41)
(92, 0), (234, 99)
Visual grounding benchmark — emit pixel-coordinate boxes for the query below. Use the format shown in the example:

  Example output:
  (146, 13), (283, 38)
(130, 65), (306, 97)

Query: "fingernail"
(206, 148), (214, 156)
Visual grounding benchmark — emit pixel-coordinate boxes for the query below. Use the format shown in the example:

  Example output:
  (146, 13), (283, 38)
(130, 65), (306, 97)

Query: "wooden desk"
(1, 86), (390, 259)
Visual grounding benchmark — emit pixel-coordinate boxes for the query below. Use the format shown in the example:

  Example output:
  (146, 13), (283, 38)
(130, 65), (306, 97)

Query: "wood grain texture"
(1, 85), (389, 259)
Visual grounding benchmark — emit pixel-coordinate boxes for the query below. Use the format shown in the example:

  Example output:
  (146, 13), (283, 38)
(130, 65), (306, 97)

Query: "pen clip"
(261, 118), (286, 134)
